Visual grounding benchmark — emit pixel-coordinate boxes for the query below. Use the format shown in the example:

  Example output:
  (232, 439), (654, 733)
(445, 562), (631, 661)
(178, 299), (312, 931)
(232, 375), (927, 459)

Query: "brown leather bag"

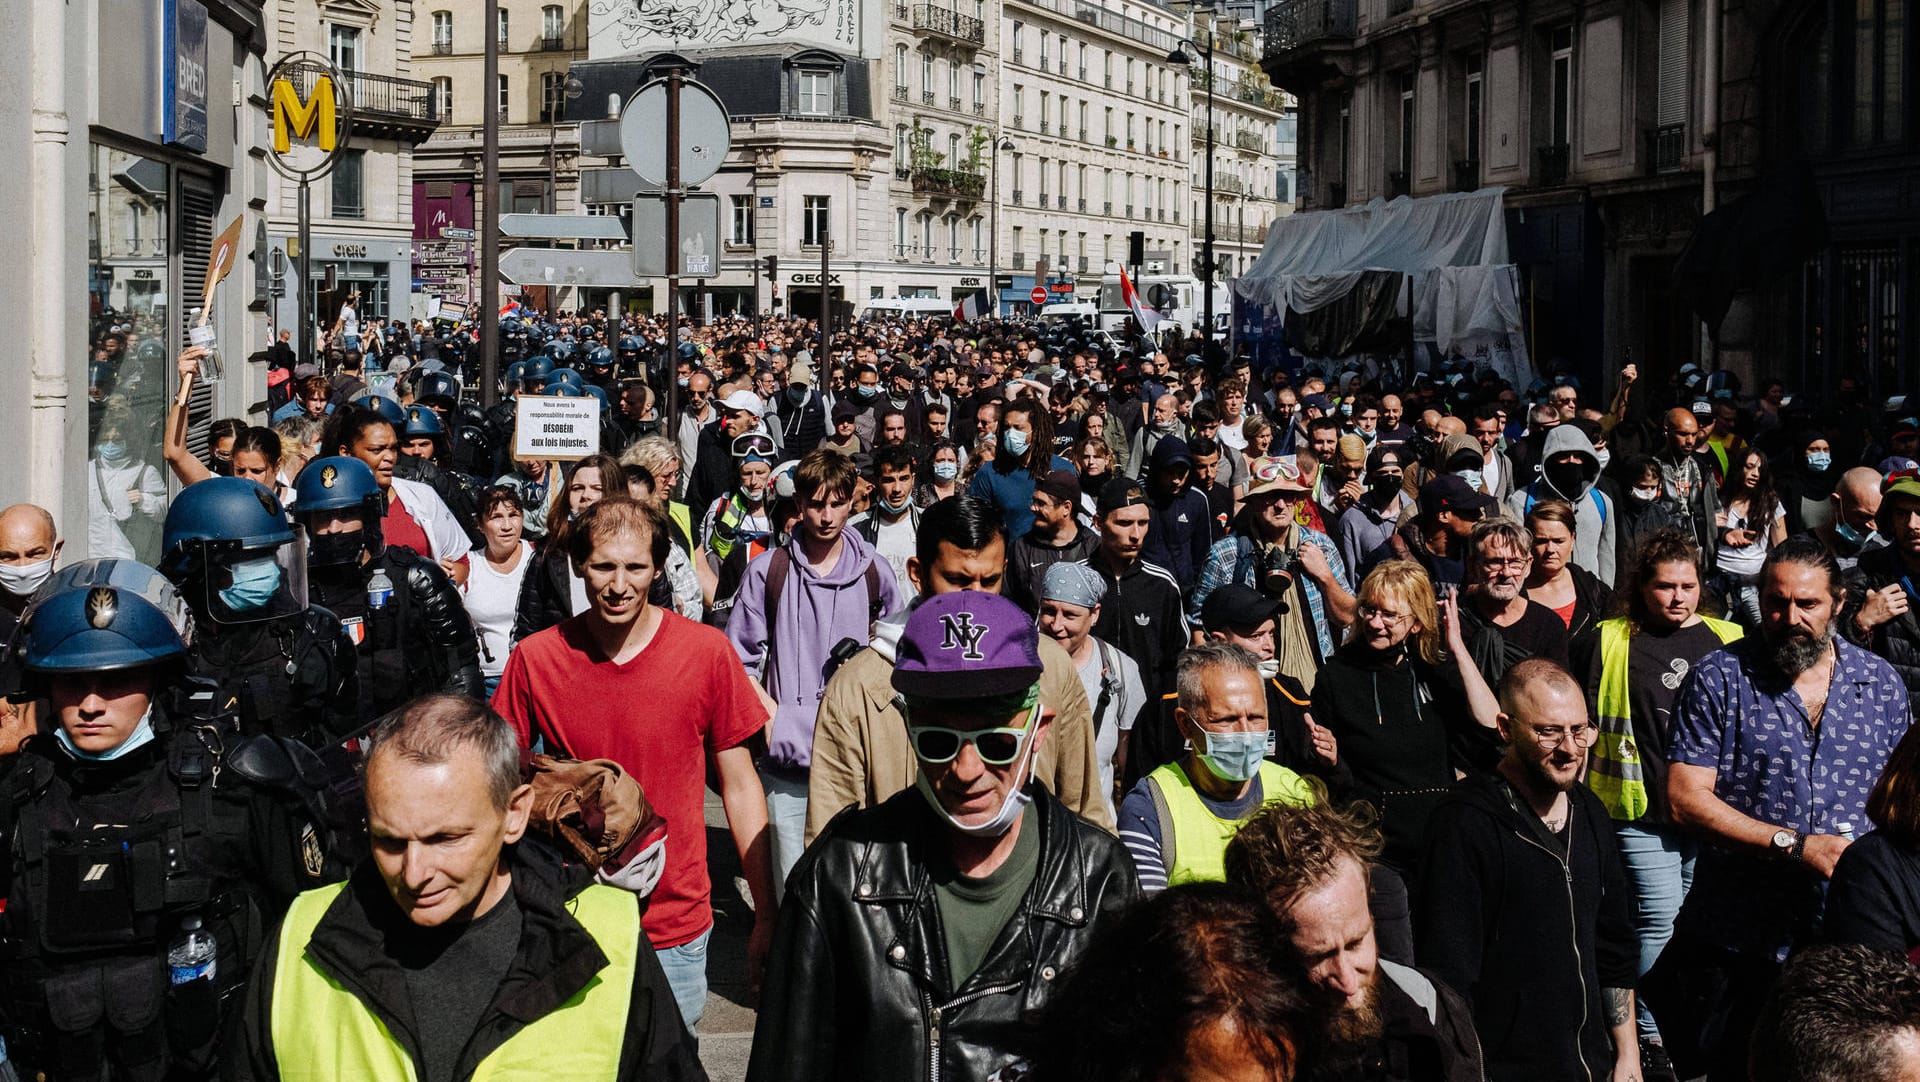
(524, 754), (667, 874)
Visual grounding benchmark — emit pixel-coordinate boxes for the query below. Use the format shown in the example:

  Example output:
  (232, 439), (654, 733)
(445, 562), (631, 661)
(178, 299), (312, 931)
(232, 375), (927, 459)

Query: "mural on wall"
(588, 0), (858, 57)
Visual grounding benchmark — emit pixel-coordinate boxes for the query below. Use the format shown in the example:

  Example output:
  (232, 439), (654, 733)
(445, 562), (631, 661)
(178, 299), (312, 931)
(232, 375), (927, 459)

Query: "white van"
(858, 297), (954, 320)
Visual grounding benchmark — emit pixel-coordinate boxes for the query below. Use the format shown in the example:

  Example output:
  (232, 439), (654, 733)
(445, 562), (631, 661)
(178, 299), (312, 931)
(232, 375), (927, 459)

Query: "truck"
(1095, 263), (1233, 341)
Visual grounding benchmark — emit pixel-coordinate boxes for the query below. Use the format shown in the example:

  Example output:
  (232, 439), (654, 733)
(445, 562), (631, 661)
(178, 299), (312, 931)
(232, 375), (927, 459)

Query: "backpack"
(762, 546), (885, 676)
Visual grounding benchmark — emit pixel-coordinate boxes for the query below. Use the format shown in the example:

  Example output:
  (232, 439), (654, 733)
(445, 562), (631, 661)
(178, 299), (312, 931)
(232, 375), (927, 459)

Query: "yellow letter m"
(272, 76), (336, 155)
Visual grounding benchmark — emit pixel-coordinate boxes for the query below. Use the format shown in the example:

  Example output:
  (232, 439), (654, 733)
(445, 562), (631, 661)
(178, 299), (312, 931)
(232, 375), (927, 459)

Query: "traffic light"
(763, 255), (778, 281)
(1128, 231), (1145, 267)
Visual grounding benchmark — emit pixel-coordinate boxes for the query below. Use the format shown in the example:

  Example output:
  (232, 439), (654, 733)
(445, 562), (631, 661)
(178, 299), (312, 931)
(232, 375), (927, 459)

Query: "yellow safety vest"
(1587, 615), (1743, 821)
(1146, 758), (1316, 886)
(269, 881), (639, 1081)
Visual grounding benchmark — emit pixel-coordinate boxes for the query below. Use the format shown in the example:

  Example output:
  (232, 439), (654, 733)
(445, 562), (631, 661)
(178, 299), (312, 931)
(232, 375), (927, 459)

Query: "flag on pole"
(1118, 266), (1163, 332)
(953, 289), (990, 322)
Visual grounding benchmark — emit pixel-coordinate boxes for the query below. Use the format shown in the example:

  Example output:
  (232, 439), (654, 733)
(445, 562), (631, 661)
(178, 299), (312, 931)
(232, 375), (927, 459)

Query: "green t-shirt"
(931, 811), (1042, 990)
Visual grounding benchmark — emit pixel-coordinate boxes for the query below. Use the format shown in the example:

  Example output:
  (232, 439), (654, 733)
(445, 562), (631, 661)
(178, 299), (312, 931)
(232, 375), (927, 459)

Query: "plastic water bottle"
(367, 567), (394, 610)
(187, 309), (222, 384)
(168, 916), (217, 986)
(1837, 821), (1857, 841)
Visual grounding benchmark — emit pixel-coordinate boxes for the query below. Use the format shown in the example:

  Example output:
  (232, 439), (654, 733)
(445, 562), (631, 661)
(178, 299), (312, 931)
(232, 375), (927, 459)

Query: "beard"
(1323, 969), (1385, 1045)
(1767, 620), (1835, 678)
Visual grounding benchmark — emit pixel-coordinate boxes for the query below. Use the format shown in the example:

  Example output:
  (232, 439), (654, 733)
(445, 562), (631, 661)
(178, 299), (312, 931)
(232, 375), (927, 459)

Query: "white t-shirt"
(1074, 638), (1146, 820)
(464, 540), (532, 677)
(338, 303), (359, 341)
(871, 513), (917, 599)
(1717, 501), (1784, 580)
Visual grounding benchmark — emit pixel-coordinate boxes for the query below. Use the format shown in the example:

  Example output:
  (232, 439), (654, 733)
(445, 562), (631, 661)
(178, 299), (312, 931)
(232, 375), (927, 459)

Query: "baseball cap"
(1200, 584), (1282, 633)
(1301, 393), (1333, 413)
(1035, 469), (1080, 505)
(293, 363), (320, 379)
(1095, 476), (1150, 516)
(721, 389), (763, 416)
(1883, 467), (1920, 504)
(1244, 456), (1312, 499)
(832, 401), (859, 422)
(1420, 474), (1497, 518)
(892, 591), (1045, 700)
(1894, 417), (1920, 439)
(788, 362), (814, 386)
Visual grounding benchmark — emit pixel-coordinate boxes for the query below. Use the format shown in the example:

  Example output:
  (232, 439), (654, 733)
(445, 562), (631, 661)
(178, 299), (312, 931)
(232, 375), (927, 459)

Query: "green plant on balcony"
(912, 167), (985, 199)
(909, 122), (946, 171)
(965, 126), (990, 172)
(1106, 135), (1118, 147)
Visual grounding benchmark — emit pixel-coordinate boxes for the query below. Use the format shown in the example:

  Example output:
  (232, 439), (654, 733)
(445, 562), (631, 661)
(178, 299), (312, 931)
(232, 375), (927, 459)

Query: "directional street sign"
(498, 247), (644, 288)
(439, 227), (476, 240)
(631, 194), (723, 278)
(497, 214), (629, 241)
(619, 80), (731, 187)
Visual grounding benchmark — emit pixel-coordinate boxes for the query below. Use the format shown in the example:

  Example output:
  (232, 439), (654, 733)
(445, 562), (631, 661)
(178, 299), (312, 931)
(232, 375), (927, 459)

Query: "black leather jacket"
(747, 787), (1139, 1082)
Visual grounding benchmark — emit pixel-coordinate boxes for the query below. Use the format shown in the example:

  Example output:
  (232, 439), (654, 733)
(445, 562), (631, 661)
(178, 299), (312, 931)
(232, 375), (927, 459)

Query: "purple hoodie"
(726, 528), (904, 769)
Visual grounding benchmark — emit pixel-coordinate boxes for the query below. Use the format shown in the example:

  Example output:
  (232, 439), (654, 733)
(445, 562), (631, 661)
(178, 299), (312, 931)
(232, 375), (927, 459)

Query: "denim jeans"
(655, 926), (712, 1030)
(1616, 821), (1697, 1043)
(760, 764), (810, 907)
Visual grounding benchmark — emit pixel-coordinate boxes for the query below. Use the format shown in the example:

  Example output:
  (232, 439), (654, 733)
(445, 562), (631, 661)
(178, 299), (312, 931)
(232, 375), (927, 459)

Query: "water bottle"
(367, 567), (394, 610)
(167, 915), (217, 986)
(187, 309), (222, 384)
(1837, 821), (1857, 841)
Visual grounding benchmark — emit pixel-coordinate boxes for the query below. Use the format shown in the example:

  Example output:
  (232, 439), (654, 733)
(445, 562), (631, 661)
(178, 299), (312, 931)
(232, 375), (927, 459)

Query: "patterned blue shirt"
(1670, 637), (1913, 958)
(1190, 527), (1350, 658)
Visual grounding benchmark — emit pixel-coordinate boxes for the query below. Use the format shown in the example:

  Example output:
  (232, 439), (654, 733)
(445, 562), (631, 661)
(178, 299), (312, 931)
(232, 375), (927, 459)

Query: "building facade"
(1187, 17), (1293, 282)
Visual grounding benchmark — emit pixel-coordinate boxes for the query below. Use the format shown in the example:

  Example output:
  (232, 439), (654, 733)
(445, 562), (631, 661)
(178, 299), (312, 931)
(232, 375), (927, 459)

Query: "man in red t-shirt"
(493, 496), (774, 1030)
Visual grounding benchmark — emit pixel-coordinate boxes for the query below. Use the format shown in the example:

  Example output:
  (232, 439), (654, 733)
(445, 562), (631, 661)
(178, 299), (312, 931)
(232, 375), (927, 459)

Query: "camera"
(1258, 542), (1300, 603)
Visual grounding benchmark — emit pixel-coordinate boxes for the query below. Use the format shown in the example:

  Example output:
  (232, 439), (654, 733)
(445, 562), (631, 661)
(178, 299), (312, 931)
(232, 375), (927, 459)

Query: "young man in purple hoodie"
(727, 448), (905, 897)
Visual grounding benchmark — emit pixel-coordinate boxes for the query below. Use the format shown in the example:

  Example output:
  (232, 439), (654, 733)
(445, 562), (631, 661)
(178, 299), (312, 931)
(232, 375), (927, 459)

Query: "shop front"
(270, 234), (412, 335)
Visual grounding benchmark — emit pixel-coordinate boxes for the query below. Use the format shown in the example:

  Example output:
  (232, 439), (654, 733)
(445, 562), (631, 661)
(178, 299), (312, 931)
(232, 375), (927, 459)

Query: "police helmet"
(402, 405), (447, 439)
(32, 559), (192, 641)
(22, 581), (187, 674)
(580, 383), (609, 409)
(350, 393), (407, 427)
(504, 361), (528, 388)
(618, 336), (642, 354)
(415, 371), (461, 407)
(587, 346), (614, 369)
(543, 382), (585, 398)
(292, 457), (384, 563)
(676, 341), (700, 362)
(160, 478), (294, 580)
(542, 369), (584, 393)
(523, 357), (555, 383)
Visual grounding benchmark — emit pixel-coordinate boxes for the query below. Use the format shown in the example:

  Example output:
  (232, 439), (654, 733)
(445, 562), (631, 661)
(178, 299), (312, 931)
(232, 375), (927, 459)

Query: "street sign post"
(499, 248), (646, 288)
(497, 214), (629, 241)
(1029, 286), (1048, 305)
(618, 79), (731, 187)
(631, 194), (722, 278)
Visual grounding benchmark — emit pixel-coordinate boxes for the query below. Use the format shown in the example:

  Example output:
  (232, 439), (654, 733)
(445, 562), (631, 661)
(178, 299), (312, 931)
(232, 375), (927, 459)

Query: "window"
(1656, 0), (1689, 128)
(896, 125), (911, 161)
(895, 208), (909, 254)
(1464, 57), (1483, 162)
(948, 61), (959, 100)
(1038, 155), (1049, 200)
(972, 218), (983, 260)
(497, 8), (509, 48)
(331, 149), (365, 218)
(497, 75), (509, 120)
(542, 5), (564, 45)
(731, 194), (755, 245)
(919, 212), (934, 258)
(431, 11), (451, 51)
(328, 24), (361, 72)
(799, 70), (832, 115)
(1039, 31), (1048, 69)
(1039, 92), (1049, 130)
(1549, 26), (1573, 147)
(804, 195), (830, 246)
(1011, 20), (1023, 61)
(1398, 72), (1415, 176)
(541, 72), (567, 122)
(949, 132), (962, 162)
(973, 69), (986, 110)
(922, 52), (934, 94)
(895, 45), (908, 88)
(431, 77), (453, 120)
(948, 216), (960, 259)
(1079, 100), (1088, 139)
(1338, 102), (1351, 182)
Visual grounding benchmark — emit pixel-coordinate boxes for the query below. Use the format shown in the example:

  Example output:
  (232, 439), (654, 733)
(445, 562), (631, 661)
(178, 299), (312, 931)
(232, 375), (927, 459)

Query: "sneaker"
(1640, 1037), (1679, 1082)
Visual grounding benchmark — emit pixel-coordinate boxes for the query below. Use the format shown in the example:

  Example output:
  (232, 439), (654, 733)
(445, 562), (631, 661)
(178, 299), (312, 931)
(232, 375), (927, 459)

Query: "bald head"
(1838, 467), (1884, 505)
(1437, 416), (1468, 437)
(0, 504), (58, 565)
(1665, 408), (1701, 454)
(1496, 658), (1585, 723)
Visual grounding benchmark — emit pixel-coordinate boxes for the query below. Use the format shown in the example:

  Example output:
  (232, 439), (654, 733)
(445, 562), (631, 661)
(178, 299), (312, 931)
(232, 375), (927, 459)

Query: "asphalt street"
(698, 788), (759, 1082)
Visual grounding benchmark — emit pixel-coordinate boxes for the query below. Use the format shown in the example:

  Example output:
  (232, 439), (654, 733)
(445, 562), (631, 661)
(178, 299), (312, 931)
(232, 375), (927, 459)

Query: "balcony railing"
(1078, 198), (1086, 212)
(1057, 195), (1067, 209)
(1012, 251), (1026, 267)
(1079, 256), (1089, 272)
(949, 96), (963, 110)
(1235, 130), (1263, 152)
(1215, 174), (1246, 194)
(1013, 115), (1025, 129)
(289, 68), (441, 135)
(975, 102), (986, 115)
(1452, 159), (1479, 192)
(1264, 0), (1357, 59)
(1125, 204), (1133, 216)
(1011, 189), (1024, 204)
(430, 40), (452, 55)
(1649, 123), (1685, 173)
(894, 85), (909, 101)
(922, 91), (937, 105)
(1104, 200), (1112, 214)
(540, 33), (566, 50)
(1040, 121), (1050, 134)
(912, 5), (986, 45)
(1537, 143), (1570, 186)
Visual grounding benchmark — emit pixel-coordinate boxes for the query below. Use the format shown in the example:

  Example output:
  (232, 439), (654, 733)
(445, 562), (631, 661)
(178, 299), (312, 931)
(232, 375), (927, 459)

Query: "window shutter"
(1656, 0), (1689, 127)
(177, 177), (218, 468)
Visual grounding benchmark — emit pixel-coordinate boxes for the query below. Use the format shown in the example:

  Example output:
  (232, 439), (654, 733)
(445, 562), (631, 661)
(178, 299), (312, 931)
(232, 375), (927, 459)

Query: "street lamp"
(986, 133), (1016, 319)
(1169, 35), (1214, 342)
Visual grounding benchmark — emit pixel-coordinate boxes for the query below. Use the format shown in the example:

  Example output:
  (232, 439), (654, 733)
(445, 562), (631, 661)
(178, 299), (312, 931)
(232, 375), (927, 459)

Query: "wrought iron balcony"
(540, 34), (566, 51)
(430, 40), (452, 56)
(287, 67), (442, 143)
(1012, 250), (1026, 267)
(923, 91), (937, 105)
(1262, 0), (1358, 91)
(1057, 195), (1067, 209)
(1011, 189), (1024, 205)
(1537, 143), (1570, 186)
(1649, 124), (1685, 174)
(914, 167), (985, 199)
(1235, 130), (1263, 152)
(895, 85), (909, 101)
(913, 5), (986, 46)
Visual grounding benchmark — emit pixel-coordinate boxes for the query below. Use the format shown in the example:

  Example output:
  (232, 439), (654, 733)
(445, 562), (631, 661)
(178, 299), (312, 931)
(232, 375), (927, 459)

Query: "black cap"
(1095, 476), (1149, 515)
(1200, 585), (1283, 632)
(1035, 469), (1080, 505)
(1419, 474), (1497, 518)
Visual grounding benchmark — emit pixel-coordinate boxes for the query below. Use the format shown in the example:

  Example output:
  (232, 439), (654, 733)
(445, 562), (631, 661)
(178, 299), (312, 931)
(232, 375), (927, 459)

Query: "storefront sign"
(959, 277), (981, 286)
(331, 243), (368, 258)
(513, 396), (602, 461)
(163, 0), (209, 153)
(266, 53), (351, 180)
(790, 273), (842, 284)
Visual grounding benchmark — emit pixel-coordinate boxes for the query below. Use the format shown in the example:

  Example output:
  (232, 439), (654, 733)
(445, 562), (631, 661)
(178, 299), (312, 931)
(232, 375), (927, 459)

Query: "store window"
(84, 143), (173, 563)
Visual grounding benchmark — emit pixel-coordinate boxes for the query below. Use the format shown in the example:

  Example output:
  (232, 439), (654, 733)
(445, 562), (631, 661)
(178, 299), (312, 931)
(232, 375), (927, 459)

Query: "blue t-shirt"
(967, 454), (1073, 541)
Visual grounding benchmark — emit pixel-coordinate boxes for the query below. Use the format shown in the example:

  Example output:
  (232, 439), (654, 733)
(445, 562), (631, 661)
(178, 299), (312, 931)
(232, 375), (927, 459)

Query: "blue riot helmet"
(543, 382), (585, 398)
(21, 580), (188, 676)
(292, 456), (385, 565)
(676, 341), (699, 363)
(415, 371), (461, 409)
(31, 559), (193, 644)
(542, 368), (584, 394)
(546, 339), (575, 362)
(399, 404), (448, 463)
(618, 335), (641, 355)
(159, 478), (308, 626)
(503, 361), (528, 395)
(522, 356), (554, 384)
(580, 383), (609, 409)
(349, 393), (407, 427)
(587, 346), (614, 370)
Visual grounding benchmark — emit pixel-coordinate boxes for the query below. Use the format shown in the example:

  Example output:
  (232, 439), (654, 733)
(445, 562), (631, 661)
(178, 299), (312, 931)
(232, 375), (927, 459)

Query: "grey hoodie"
(1506, 424), (1616, 587)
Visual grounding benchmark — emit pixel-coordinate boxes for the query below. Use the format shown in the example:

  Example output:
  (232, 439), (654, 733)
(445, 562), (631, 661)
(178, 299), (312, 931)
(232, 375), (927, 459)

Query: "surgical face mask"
(97, 441), (129, 466)
(787, 386), (809, 404)
(1256, 657), (1280, 680)
(1198, 728), (1268, 783)
(1631, 486), (1661, 503)
(1807, 451), (1833, 472)
(1458, 469), (1484, 492)
(1001, 428), (1031, 457)
(878, 494), (912, 515)
(676, 376), (690, 389)
(913, 714), (1040, 838)
(219, 556), (282, 612)
(856, 384), (879, 399)
(933, 460), (959, 481)
(1836, 522), (1881, 549)
(0, 557), (53, 599)
(56, 707), (156, 762)
(741, 487), (767, 504)
(1594, 447), (1612, 470)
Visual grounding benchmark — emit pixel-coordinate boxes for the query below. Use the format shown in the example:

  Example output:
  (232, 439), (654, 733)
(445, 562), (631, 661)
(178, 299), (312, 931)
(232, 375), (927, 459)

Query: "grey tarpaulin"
(1236, 188), (1532, 386)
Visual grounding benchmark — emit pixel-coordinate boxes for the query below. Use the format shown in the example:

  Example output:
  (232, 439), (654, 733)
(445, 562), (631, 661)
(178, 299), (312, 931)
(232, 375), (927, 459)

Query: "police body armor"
(307, 549), (448, 721)
(185, 606), (359, 747)
(0, 721), (261, 1081)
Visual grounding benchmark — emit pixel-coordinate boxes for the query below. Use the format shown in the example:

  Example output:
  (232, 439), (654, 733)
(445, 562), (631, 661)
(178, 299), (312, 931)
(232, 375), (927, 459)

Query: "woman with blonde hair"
(1309, 560), (1501, 886)
(619, 434), (694, 551)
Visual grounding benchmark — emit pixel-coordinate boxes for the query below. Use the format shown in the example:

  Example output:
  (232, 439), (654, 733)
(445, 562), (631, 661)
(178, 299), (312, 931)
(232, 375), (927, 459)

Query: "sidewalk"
(698, 788), (759, 1082)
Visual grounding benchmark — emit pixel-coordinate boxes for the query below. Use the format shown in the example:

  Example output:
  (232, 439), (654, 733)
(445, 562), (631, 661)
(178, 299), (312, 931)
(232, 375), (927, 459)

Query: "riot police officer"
(290, 456), (482, 719)
(393, 404), (484, 546)
(159, 477), (359, 746)
(0, 572), (328, 1081)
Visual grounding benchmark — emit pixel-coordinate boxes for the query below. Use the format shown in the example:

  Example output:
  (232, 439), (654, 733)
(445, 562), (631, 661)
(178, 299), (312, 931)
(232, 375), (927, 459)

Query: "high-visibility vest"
(1587, 615), (1743, 821)
(1146, 758), (1316, 886)
(268, 881), (639, 1081)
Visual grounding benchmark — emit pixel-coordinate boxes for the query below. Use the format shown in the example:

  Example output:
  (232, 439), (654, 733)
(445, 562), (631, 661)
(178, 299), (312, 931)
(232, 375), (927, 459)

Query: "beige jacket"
(804, 622), (1114, 844)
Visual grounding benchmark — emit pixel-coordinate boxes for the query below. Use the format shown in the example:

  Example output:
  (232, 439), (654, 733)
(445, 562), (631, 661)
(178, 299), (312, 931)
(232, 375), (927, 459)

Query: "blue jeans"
(760, 764), (810, 908)
(655, 926), (712, 1030)
(1615, 821), (1697, 1043)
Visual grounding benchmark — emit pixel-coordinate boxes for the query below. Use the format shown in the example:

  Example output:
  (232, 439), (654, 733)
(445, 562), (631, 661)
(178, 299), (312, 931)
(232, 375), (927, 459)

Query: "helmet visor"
(201, 538), (309, 625)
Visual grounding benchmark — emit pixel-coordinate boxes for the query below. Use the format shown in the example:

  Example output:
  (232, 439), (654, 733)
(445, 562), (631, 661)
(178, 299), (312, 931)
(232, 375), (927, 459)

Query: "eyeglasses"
(907, 725), (1031, 765)
(1478, 556), (1530, 570)
(1528, 724), (1598, 750)
(1358, 604), (1411, 626)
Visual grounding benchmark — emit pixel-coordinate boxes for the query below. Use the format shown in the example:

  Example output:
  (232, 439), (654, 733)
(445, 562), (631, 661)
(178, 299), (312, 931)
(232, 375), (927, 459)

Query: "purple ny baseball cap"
(892, 591), (1044, 700)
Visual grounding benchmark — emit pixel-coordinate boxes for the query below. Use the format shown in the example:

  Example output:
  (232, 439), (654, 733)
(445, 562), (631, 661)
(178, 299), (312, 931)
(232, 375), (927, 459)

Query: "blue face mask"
(219, 556), (282, 611)
(856, 384), (880, 399)
(1199, 728), (1268, 783)
(933, 461), (959, 481)
(1807, 451), (1833, 472)
(56, 708), (156, 761)
(1836, 522), (1882, 550)
(1001, 428), (1031, 457)
(97, 441), (128, 465)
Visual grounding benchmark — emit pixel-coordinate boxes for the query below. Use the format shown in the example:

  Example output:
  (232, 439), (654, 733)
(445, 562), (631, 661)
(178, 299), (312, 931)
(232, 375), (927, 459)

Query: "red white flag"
(1118, 265), (1162, 332)
(953, 289), (989, 322)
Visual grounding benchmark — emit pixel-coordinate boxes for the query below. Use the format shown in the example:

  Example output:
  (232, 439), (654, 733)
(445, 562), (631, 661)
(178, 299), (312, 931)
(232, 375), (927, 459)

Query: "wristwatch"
(1771, 828), (1801, 860)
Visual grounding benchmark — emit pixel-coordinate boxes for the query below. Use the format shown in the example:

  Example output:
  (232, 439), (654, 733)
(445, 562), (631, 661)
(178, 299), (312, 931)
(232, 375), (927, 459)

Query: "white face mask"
(0, 557), (53, 599)
(1594, 447), (1612, 470)
(1256, 657), (1280, 680)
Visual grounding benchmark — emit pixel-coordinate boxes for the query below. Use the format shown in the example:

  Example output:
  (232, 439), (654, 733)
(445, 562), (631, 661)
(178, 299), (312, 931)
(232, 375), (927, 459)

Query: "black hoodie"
(1413, 772), (1636, 1082)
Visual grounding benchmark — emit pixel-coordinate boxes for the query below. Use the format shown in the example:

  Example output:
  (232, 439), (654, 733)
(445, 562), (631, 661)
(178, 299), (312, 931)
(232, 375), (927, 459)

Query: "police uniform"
(0, 580), (329, 1081)
(294, 457), (483, 720)
(161, 478), (360, 746)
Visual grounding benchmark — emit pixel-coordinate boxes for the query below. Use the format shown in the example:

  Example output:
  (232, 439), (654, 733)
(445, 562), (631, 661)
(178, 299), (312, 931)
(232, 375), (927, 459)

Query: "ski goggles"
(732, 433), (776, 463)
